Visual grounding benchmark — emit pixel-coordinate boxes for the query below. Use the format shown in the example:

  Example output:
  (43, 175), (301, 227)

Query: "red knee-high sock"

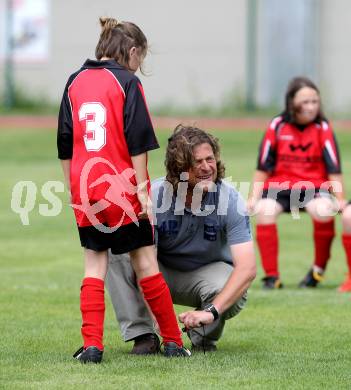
(139, 273), (182, 346)
(80, 277), (105, 350)
(342, 234), (351, 274)
(313, 219), (335, 271)
(256, 224), (279, 277)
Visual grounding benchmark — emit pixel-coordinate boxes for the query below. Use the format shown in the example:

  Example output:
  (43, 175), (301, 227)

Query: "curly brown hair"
(165, 125), (225, 190)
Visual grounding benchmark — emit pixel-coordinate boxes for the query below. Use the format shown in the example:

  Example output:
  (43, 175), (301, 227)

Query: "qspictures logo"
(10, 158), (343, 226)
(71, 157), (139, 233)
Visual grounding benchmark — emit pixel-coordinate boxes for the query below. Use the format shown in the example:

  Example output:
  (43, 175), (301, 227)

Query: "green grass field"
(1, 128), (351, 389)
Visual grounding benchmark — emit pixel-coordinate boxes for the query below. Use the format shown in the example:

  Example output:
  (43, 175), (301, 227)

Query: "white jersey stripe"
(325, 140), (338, 166)
(104, 68), (126, 98)
(260, 140), (271, 165)
(269, 116), (282, 130)
(67, 69), (89, 114)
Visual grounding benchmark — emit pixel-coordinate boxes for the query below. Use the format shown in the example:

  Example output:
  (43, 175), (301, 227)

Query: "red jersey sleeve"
(320, 121), (342, 174)
(123, 77), (159, 156)
(256, 116), (281, 172)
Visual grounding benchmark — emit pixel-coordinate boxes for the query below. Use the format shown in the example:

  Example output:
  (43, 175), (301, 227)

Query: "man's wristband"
(203, 303), (219, 320)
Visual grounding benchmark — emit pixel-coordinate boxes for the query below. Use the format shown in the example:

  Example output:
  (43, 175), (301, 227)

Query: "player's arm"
(321, 123), (347, 210)
(131, 153), (152, 219)
(124, 77), (159, 219)
(179, 242), (256, 328)
(247, 121), (278, 211)
(57, 79), (73, 194)
(328, 173), (347, 211)
(124, 77), (159, 156)
(60, 159), (71, 193)
(247, 170), (269, 212)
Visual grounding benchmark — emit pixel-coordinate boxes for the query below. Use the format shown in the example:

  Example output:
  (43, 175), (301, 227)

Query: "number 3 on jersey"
(79, 102), (107, 152)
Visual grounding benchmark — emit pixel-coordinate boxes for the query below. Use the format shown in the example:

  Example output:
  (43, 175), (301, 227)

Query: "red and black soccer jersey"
(57, 59), (159, 228)
(257, 116), (341, 190)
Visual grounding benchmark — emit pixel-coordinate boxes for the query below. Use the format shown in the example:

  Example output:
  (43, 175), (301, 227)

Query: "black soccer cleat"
(73, 346), (103, 363)
(262, 276), (284, 289)
(163, 342), (191, 357)
(299, 268), (324, 288)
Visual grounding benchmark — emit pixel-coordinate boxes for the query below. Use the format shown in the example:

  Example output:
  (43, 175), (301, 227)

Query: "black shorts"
(262, 189), (332, 213)
(78, 219), (154, 254)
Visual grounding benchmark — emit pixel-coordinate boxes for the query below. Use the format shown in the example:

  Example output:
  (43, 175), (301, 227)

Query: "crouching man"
(107, 125), (256, 353)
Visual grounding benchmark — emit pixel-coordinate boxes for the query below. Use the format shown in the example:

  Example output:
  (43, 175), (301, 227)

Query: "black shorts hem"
(78, 219), (154, 253)
(262, 188), (331, 213)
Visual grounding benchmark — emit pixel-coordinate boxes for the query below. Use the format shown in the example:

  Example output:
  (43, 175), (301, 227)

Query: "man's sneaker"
(191, 343), (217, 353)
(73, 346), (103, 363)
(163, 342), (191, 357)
(338, 274), (351, 293)
(130, 333), (160, 355)
(262, 276), (283, 289)
(299, 268), (324, 288)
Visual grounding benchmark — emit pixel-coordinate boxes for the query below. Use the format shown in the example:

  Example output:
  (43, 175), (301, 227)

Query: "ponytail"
(95, 17), (148, 72)
(99, 17), (120, 31)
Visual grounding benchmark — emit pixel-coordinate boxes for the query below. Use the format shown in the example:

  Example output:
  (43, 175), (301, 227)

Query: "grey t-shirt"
(151, 178), (252, 271)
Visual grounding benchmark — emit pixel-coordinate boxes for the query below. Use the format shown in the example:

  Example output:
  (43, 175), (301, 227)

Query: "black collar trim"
(81, 59), (125, 70)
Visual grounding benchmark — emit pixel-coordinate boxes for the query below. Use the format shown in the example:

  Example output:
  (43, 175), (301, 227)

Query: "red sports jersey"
(57, 59), (159, 228)
(257, 116), (341, 190)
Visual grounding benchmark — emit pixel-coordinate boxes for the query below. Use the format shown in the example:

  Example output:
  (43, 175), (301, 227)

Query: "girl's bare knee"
(306, 198), (335, 221)
(255, 199), (281, 224)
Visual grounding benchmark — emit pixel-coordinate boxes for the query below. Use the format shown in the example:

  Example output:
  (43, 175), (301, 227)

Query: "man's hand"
(179, 310), (214, 329)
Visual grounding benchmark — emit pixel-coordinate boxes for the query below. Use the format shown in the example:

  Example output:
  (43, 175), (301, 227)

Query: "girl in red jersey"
(57, 17), (190, 362)
(247, 76), (347, 289)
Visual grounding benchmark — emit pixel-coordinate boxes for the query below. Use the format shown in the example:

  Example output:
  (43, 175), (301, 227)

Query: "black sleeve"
(256, 117), (283, 171)
(123, 77), (159, 156)
(322, 131), (342, 174)
(256, 133), (276, 172)
(57, 78), (74, 160)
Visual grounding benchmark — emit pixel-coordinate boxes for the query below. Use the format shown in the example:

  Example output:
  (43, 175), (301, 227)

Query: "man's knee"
(224, 291), (248, 320)
(196, 262), (232, 303)
(196, 262), (247, 317)
(200, 284), (247, 320)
